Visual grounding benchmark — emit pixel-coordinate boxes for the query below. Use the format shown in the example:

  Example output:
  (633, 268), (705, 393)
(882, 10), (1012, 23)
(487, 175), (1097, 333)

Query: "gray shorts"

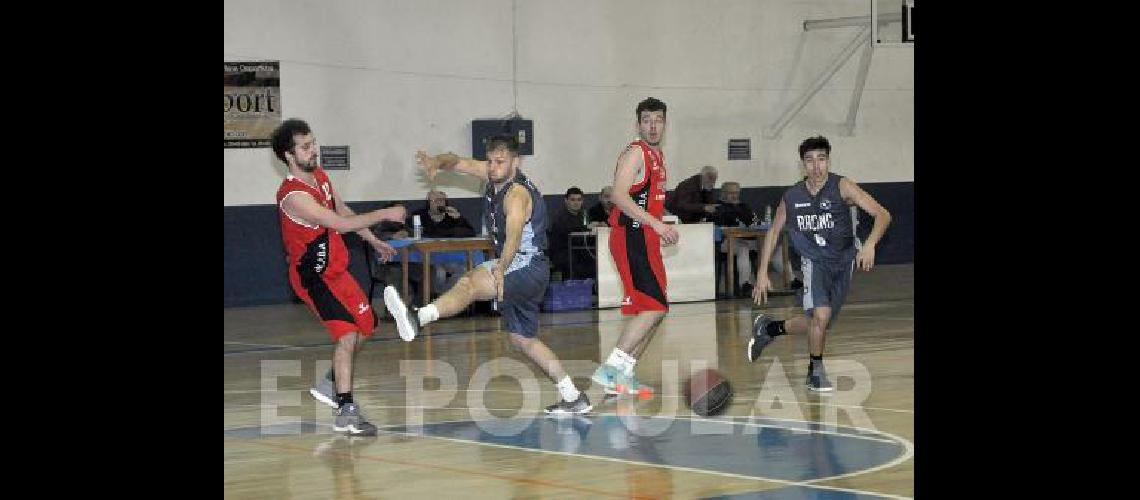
(479, 255), (550, 338)
(797, 257), (855, 327)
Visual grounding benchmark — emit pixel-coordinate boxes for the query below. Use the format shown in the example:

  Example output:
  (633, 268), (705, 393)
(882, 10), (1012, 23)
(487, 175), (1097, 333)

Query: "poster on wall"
(224, 61), (281, 148)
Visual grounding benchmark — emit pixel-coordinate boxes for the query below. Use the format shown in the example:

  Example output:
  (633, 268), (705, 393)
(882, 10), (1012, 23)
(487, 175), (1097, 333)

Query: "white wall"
(224, 0), (912, 206)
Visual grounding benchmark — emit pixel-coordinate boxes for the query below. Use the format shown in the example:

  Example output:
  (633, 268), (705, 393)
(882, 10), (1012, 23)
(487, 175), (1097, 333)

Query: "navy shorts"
(797, 257), (855, 327)
(480, 254), (549, 338)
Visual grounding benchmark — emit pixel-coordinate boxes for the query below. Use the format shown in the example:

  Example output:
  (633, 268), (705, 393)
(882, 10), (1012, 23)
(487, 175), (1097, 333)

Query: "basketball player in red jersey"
(591, 98), (680, 399)
(271, 119), (409, 435)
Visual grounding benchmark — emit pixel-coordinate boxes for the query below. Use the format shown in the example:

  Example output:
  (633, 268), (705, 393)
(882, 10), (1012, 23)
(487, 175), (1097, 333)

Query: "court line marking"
(628, 413), (907, 445)
(225, 410), (901, 444)
(375, 414), (913, 499)
(404, 414), (916, 483)
(226, 413), (913, 496)
(669, 414), (916, 486)
(489, 414), (895, 444)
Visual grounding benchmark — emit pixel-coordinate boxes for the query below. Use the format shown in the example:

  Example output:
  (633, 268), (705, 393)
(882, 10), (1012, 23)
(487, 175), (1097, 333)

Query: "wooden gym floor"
(224, 264), (914, 499)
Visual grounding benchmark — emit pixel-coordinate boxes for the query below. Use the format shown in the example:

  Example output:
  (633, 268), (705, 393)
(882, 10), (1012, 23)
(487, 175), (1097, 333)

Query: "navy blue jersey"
(483, 170), (547, 272)
(782, 174), (855, 262)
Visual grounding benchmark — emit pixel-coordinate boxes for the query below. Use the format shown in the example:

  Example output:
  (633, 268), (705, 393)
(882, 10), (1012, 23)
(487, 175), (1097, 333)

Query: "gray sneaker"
(544, 393), (593, 416)
(383, 286), (419, 341)
(748, 314), (776, 362)
(309, 374), (338, 409)
(334, 403), (378, 436)
(806, 361), (834, 393)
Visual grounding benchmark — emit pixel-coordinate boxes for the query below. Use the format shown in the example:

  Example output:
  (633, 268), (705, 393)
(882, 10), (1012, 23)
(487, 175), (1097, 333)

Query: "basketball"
(683, 368), (733, 417)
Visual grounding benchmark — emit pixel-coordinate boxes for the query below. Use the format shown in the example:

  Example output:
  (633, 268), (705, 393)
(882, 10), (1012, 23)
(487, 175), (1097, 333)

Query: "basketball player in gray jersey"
(384, 134), (591, 415)
(746, 136), (892, 392)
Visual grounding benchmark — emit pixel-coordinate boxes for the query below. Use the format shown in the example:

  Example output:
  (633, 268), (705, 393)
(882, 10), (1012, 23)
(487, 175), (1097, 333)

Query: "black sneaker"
(747, 314), (776, 362)
(789, 278), (804, 289)
(544, 393), (593, 416)
(806, 361), (834, 393)
(739, 283), (754, 299)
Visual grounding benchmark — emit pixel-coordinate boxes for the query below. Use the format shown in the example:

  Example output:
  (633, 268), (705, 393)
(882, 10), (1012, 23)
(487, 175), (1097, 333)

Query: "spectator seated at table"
(548, 186), (596, 280)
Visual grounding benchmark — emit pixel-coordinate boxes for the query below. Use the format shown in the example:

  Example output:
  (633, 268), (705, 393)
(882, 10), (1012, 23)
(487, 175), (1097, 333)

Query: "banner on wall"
(224, 62), (281, 148)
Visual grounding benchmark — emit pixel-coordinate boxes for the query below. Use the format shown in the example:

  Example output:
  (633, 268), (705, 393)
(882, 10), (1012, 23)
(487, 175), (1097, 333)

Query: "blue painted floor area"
(386, 416), (904, 482)
(704, 485), (898, 499)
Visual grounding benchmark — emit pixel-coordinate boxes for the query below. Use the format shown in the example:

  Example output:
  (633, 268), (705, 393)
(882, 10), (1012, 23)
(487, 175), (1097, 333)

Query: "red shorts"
(609, 224), (669, 315)
(289, 268), (376, 342)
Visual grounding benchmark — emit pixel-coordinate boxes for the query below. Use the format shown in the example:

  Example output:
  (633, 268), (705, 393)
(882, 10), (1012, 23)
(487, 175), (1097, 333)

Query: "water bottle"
(412, 215), (422, 239)
(764, 205), (773, 224)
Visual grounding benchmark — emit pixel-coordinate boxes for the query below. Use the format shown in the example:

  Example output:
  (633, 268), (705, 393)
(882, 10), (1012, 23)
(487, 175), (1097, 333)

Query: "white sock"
(622, 357), (638, 377)
(617, 348), (636, 364)
(556, 376), (581, 402)
(606, 348), (632, 372)
(418, 304), (439, 325)
(605, 348), (625, 369)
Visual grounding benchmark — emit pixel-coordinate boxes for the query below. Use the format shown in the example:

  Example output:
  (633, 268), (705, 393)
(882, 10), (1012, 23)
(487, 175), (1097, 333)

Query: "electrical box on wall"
(472, 118), (533, 160)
